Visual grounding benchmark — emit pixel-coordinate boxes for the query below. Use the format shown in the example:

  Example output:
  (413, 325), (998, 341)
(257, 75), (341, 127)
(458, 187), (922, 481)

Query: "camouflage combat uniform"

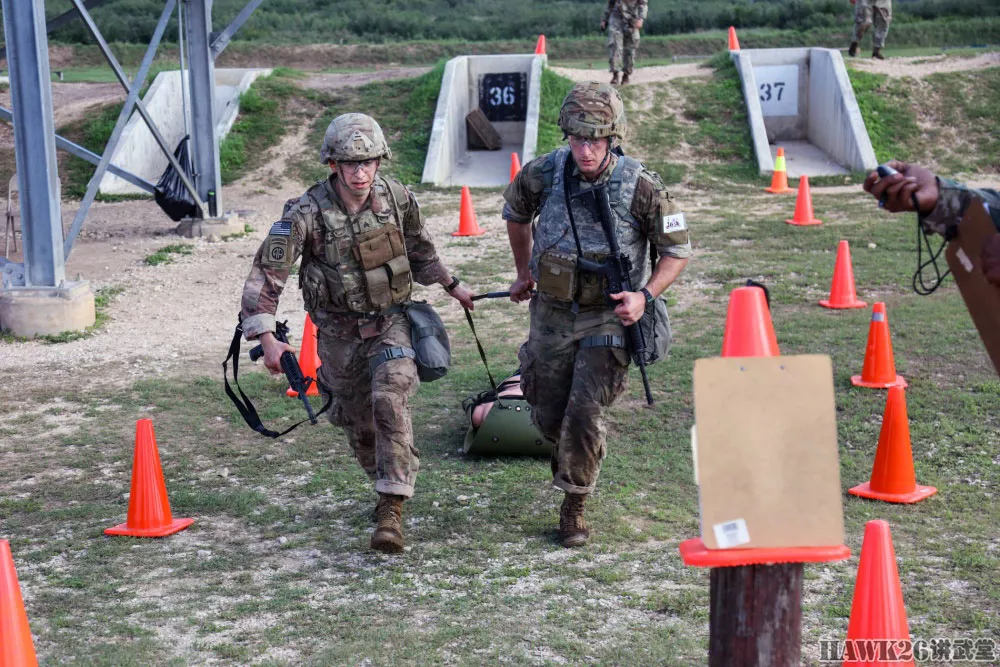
(920, 179), (1000, 236)
(240, 173), (452, 500)
(502, 147), (692, 495)
(603, 0), (648, 77)
(853, 0), (892, 50)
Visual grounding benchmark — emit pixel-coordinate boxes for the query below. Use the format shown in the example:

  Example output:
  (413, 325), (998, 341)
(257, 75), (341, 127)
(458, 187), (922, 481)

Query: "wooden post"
(708, 563), (803, 667)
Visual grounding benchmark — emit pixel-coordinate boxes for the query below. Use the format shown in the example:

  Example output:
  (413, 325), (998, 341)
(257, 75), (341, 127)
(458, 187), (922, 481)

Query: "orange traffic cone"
(728, 26), (740, 51)
(765, 147), (794, 194)
(0, 540), (38, 667)
(453, 186), (486, 237)
(510, 152), (522, 183)
(287, 314), (320, 398)
(820, 240), (867, 309)
(720, 285), (780, 357)
(786, 175), (822, 225)
(851, 302), (907, 388)
(535, 35), (547, 55)
(850, 386), (937, 503)
(842, 520), (914, 667)
(105, 419), (194, 538)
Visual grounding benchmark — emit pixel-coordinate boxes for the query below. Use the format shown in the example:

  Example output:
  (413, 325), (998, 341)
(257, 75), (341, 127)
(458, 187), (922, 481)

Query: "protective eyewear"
(339, 159), (379, 173)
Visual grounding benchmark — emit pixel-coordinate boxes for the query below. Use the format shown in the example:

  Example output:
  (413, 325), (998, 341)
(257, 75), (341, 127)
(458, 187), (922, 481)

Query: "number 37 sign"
(754, 65), (799, 117)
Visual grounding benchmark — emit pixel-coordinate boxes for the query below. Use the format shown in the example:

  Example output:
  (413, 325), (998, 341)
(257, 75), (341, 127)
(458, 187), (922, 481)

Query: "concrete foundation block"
(175, 215), (245, 241)
(0, 281), (96, 338)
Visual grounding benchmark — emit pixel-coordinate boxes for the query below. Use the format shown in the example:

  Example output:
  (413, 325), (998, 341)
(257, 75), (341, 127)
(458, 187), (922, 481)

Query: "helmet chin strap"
(596, 147), (612, 173)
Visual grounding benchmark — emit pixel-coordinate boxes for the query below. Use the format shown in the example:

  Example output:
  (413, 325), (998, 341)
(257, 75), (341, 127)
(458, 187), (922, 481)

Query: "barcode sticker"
(713, 518), (750, 549)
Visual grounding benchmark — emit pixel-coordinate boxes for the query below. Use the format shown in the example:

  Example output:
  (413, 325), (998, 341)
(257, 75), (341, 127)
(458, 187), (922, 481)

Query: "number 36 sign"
(754, 65), (798, 117)
(479, 72), (527, 122)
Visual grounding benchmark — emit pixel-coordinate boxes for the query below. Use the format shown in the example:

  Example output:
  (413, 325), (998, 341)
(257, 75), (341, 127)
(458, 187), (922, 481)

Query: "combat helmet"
(557, 81), (627, 141)
(320, 112), (392, 164)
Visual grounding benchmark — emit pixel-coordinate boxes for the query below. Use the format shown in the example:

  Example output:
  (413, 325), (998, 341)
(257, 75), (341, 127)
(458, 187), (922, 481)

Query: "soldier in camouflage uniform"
(849, 0), (891, 60)
(503, 82), (691, 547)
(240, 113), (474, 554)
(601, 0), (648, 85)
(863, 160), (1000, 286)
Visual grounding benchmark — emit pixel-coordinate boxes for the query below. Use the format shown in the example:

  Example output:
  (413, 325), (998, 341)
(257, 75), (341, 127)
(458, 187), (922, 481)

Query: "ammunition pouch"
(577, 252), (609, 306)
(536, 250), (578, 301)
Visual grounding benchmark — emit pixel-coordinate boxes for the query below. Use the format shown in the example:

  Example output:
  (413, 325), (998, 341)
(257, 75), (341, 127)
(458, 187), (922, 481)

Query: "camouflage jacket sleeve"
(400, 188), (452, 286)
(603, 0), (616, 23)
(240, 198), (311, 340)
(501, 155), (549, 224)
(920, 178), (1000, 237)
(633, 171), (692, 259)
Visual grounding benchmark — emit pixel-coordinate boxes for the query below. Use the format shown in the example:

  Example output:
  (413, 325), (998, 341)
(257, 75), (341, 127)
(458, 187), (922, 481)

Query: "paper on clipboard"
(945, 199), (1000, 375)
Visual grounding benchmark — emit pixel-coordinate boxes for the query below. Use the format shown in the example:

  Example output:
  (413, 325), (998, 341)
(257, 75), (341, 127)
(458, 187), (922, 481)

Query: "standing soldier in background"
(849, 0), (891, 60)
(503, 82), (691, 547)
(240, 113), (474, 554)
(601, 0), (648, 85)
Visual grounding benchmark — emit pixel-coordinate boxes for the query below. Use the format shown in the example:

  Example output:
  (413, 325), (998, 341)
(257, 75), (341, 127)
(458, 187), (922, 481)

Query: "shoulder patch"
(268, 220), (292, 237)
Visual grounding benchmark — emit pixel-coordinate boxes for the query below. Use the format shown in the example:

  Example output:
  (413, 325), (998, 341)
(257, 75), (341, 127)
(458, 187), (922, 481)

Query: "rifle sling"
(223, 321), (333, 438)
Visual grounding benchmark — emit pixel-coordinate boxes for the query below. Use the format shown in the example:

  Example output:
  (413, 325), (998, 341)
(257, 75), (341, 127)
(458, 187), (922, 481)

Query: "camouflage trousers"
(518, 294), (630, 495)
(316, 312), (420, 498)
(854, 0), (892, 48)
(607, 13), (640, 75)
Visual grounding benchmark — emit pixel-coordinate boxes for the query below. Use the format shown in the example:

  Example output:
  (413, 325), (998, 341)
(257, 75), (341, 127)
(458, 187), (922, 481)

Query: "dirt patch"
(551, 63), (710, 85)
(848, 51), (1000, 79)
(301, 68), (429, 92)
(0, 82), (126, 149)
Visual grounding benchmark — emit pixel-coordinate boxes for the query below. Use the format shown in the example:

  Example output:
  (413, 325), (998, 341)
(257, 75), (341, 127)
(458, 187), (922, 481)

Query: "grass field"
(2, 49), (998, 665)
(3, 176), (996, 664)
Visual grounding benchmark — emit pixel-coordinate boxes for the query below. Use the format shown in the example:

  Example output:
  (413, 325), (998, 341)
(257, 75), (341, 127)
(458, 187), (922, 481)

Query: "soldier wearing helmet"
(240, 113), (474, 554)
(502, 82), (691, 547)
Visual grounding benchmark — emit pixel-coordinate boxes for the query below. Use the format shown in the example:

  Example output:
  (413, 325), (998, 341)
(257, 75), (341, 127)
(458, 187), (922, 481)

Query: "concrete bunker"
(99, 68), (272, 195)
(733, 48), (877, 178)
(422, 54), (545, 187)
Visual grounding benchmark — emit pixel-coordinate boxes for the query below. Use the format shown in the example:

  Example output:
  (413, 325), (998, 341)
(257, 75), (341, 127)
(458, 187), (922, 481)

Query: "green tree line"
(18, 0), (1000, 45)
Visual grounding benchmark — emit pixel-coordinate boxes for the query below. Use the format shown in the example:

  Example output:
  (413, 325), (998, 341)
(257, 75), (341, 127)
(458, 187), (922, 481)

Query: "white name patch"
(661, 213), (687, 234)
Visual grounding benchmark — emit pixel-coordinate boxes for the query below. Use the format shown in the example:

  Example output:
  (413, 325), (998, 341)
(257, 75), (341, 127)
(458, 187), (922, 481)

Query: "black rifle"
(249, 320), (318, 424)
(572, 185), (655, 406)
(223, 316), (331, 438)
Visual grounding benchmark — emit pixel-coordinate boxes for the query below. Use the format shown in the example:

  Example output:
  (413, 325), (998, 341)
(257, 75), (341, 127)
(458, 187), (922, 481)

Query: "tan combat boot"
(371, 493), (405, 554)
(872, 47), (884, 60)
(610, 71), (621, 85)
(558, 492), (590, 548)
(848, 42), (858, 57)
(621, 72), (630, 85)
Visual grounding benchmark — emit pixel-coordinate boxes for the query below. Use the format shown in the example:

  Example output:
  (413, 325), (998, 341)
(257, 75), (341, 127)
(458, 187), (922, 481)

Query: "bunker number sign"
(754, 65), (798, 117)
(479, 72), (527, 122)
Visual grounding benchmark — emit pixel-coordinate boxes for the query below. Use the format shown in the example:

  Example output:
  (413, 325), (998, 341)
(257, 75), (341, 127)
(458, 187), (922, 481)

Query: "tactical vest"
(530, 147), (649, 305)
(298, 176), (413, 314)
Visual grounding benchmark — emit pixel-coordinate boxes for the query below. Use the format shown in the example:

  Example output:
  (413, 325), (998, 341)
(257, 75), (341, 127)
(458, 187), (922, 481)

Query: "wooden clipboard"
(945, 199), (1000, 375)
(692, 355), (844, 550)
